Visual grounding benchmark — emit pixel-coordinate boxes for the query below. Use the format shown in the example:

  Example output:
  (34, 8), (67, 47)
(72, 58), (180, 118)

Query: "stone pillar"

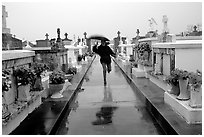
(154, 53), (162, 74)
(126, 46), (133, 57)
(163, 50), (171, 76)
(86, 39), (91, 53)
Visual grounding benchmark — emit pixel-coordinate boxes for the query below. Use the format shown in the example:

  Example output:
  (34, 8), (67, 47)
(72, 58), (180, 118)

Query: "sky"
(2, 1), (202, 42)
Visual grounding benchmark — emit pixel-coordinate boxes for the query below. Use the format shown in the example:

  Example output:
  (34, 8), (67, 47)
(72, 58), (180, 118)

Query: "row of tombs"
(117, 35), (202, 125)
(2, 44), (91, 135)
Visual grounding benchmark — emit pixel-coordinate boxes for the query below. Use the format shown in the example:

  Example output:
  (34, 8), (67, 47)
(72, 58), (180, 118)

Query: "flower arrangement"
(14, 66), (35, 86)
(30, 62), (49, 91)
(188, 70), (202, 89)
(49, 69), (65, 84)
(67, 67), (77, 75)
(135, 42), (151, 57)
(2, 70), (12, 91)
(173, 68), (189, 80)
(164, 74), (179, 86)
(31, 62), (49, 76)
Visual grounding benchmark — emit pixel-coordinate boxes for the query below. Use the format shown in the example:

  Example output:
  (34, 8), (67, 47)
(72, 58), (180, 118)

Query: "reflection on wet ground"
(92, 86), (118, 125)
(56, 56), (164, 135)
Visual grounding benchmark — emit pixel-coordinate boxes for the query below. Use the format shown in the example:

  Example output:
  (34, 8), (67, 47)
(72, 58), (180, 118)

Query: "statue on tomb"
(162, 15), (169, 33)
(148, 18), (157, 32)
(84, 32), (87, 39)
(56, 28), (61, 42)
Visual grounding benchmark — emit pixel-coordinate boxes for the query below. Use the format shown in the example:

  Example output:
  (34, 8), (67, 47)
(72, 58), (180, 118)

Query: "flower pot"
(33, 76), (44, 91)
(177, 79), (190, 100)
(65, 74), (74, 82)
(167, 84), (180, 96)
(49, 83), (64, 98)
(144, 66), (152, 78)
(18, 84), (31, 101)
(189, 85), (202, 108)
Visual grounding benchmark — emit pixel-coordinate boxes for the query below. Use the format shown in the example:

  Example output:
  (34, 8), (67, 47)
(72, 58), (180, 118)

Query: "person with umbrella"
(92, 40), (116, 85)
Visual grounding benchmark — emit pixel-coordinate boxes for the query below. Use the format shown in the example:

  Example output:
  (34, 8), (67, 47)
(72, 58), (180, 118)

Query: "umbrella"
(87, 34), (110, 42)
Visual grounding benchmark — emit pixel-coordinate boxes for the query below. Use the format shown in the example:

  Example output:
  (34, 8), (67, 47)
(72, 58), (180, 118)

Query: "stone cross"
(78, 36), (81, 43)
(65, 33), (68, 39)
(136, 29), (140, 36)
(193, 25), (197, 32)
(117, 31), (121, 38)
(45, 33), (49, 40)
(84, 32), (87, 39)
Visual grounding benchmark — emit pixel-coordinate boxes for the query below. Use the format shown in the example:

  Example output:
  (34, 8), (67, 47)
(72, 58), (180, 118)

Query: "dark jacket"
(93, 45), (116, 64)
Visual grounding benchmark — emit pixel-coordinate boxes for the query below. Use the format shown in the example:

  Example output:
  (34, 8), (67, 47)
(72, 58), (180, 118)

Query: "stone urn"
(18, 84), (31, 101)
(167, 83), (180, 96)
(189, 85), (202, 108)
(33, 76), (44, 91)
(177, 79), (190, 100)
(49, 83), (64, 98)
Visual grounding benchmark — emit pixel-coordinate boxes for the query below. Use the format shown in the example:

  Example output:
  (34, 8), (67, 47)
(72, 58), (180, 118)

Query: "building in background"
(2, 5), (22, 50)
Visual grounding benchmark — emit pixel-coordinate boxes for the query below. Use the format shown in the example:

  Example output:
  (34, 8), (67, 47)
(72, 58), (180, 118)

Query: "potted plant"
(65, 66), (77, 82)
(136, 59), (144, 70)
(31, 62), (49, 91)
(188, 70), (202, 108)
(2, 69), (12, 92)
(49, 69), (66, 98)
(136, 42), (151, 60)
(14, 66), (35, 101)
(173, 68), (190, 100)
(164, 72), (180, 96)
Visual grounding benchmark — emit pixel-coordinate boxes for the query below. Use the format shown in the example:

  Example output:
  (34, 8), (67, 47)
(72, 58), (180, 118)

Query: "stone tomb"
(2, 50), (42, 135)
(151, 38), (202, 124)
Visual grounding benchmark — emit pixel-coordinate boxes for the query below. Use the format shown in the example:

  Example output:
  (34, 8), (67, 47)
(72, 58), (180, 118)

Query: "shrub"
(188, 70), (202, 89)
(14, 66), (35, 86)
(49, 70), (65, 84)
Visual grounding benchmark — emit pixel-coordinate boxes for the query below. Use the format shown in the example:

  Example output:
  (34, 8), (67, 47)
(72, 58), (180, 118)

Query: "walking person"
(93, 40), (116, 85)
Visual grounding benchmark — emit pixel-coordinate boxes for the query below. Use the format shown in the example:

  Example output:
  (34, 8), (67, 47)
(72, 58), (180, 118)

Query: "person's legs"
(101, 63), (107, 85)
(107, 63), (111, 73)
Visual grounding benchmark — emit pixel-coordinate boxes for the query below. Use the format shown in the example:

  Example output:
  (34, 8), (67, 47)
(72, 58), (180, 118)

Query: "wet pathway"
(56, 56), (164, 135)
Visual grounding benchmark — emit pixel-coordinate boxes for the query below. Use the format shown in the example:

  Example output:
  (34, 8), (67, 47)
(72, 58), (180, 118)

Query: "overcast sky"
(2, 1), (202, 42)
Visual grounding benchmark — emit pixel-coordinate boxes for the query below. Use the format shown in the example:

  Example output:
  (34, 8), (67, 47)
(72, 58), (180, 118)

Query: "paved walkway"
(55, 56), (163, 135)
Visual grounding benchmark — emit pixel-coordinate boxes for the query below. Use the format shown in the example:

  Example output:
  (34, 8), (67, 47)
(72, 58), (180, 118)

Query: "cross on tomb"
(193, 25), (197, 32)
(136, 29), (140, 36)
(117, 31), (121, 37)
(84, 32), (87, 39)
(45, 33), (49, 40)
(65, 33), (68, 39)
